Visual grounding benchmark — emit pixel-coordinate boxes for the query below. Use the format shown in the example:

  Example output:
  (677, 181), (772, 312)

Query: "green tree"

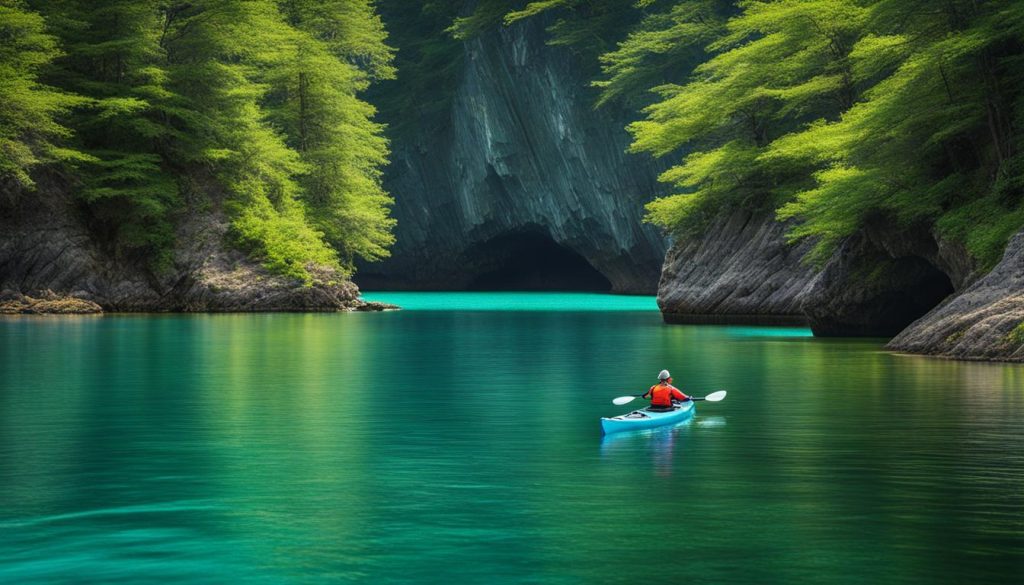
(16, 0), (397, 282)
(632, 0), (868, 235)
(34, 0), (183, 260)
(770, 0), (1024, 266)
(157, 0), (340, 282)
(272, 0), (397, 269)
(0, 0), (83, 188)
(573, 0), (1024, 269)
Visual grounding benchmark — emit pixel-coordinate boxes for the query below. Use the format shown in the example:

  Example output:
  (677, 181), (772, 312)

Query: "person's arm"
(641, 386), (652, 400)
(672, 387), (690, 401)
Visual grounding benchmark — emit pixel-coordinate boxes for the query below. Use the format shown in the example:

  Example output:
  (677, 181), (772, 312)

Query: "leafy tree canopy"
(4, 0), (396, 281)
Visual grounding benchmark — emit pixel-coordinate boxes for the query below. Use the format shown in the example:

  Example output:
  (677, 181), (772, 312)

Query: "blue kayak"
(600, 401), (695, 435)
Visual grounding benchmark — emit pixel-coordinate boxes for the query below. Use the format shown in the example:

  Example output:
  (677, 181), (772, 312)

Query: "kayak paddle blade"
(612, 395), (637, 406)
(704, 390), (727, 402)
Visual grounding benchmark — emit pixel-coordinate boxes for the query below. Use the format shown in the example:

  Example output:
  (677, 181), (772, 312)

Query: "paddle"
(611, 390), (727, 406)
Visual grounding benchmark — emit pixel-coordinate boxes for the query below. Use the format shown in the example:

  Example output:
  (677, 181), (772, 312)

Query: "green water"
(1, 293), (1022, 584)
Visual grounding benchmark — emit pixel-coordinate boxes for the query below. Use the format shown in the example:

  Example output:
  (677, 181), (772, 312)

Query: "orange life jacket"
(645, 383), (686, 407)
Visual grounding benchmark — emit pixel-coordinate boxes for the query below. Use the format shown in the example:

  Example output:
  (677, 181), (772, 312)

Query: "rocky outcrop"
(0, 177), (379, 312)
(887, 229), (1024, 361)
(655, 211), (993, 343)
(657, 210), (817, 324)
(356, 17), (667, 293)
(800, 220), (966, 337)
(0, 290), (102, 314)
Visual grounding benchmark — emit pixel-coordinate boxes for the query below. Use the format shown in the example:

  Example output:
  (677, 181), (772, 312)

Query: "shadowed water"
(1, 293), (1022, 584)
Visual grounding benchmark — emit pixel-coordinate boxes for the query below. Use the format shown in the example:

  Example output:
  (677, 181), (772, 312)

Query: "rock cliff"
(0, 177), (374, 312)
(887, 228), (1024, 361)
(355, 17), (668, 294)
(799, 218), (968, 337)
(657, 210), (817, 324)
(655, 211), (1000, 349)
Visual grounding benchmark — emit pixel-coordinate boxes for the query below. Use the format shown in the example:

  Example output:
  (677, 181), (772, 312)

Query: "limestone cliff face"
(355, 18), (668, 293)
(657, 210), (817, 324)
(655, 211), (991, 344)
(887, 229), (1024, 361)
(0, 178), (370, 312)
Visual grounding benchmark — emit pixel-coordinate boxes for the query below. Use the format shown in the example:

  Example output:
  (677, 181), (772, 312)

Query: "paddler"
(642, 370), (690, 412)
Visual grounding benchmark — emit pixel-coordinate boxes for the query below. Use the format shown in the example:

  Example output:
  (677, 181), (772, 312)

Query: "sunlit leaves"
(0, 0), (84, 187)
(611, 0), (1024, 268)
(14, 0), (396, 281)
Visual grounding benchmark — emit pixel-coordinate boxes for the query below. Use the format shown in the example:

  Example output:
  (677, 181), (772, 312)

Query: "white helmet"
(658, 369), (671, 380)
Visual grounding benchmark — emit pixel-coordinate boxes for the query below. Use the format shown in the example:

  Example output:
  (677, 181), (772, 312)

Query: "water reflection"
(2, 308), (1023, 584)
(695, 416), (727, 428)
(600, 420), (694, 475)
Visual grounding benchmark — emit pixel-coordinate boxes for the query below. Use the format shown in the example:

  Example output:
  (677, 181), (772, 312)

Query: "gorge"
(1, 0), (1022, 361)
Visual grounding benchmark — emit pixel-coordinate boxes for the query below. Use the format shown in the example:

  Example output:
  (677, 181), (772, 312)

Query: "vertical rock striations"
(657, 210), (818, 324)
(356, 18), (668, 293)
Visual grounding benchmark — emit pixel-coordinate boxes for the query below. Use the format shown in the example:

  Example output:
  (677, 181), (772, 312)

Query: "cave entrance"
(877, 255), (955, 334)
(813, 253), (956, 337)
(466, 231), (612, 291)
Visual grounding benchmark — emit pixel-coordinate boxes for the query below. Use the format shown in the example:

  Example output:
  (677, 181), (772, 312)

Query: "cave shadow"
(812, 252), (957, 337)
(870, 255), (955, 335)
(464, 229), (612, 292)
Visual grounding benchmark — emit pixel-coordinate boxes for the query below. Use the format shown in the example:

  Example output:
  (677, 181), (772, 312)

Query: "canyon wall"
(355, 17), (668, 293)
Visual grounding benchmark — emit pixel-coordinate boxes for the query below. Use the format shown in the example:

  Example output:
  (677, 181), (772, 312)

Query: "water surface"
(1, 293), (1022, 583)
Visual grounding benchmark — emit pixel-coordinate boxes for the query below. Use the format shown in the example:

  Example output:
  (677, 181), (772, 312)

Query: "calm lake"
(1, 293), (1022, 584)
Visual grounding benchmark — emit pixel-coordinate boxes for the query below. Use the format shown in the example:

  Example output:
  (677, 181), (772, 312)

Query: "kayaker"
(643, 370), (690, 412)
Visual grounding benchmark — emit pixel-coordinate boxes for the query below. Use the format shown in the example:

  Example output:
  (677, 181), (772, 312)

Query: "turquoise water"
(361, 291), (659, 311)
(1, 293), (1023, 584)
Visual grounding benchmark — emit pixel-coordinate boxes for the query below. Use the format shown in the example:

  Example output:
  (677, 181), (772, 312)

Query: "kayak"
(600, 401), (695, 435)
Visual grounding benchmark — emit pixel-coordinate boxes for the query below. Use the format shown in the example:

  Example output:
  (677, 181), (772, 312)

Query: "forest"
(1, 0), (395, 283)
(3, 0), (1024, 280)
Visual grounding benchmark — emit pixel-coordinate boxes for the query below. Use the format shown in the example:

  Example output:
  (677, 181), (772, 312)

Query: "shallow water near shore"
(1, 293), (1022, 584)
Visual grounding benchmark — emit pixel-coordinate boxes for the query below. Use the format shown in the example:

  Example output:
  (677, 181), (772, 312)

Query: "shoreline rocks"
(656, 208), (1022, 361)
(0, 290), (102, 314)
(799, 223), (960, 337)
(0, 177), (395, 314)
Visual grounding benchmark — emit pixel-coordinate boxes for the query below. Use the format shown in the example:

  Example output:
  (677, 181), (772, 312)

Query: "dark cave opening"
(876, 255), (956, 333)
(813, 253), (956, 337)
(466, 231), (612, 291)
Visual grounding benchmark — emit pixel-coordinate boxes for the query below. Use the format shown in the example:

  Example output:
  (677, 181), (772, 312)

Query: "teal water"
(360, 291), (659, 311)
(1, 293), (1023, 584)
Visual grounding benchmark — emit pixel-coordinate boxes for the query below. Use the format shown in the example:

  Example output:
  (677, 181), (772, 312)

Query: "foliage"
(1008, 322), (1024, 347)
(592, 1), (730, 107)
(0, 0), (84, 188)
(270, 0), (397, 269)
(767, 1), (1024, 266)
(35, 0), (183, 261)
(452, 0), (646, 66)
(448, 0), (515, 40)
(549, 0), (1024, 269)
(6, 0), (396, 281)
(369, 1), (465, 136)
